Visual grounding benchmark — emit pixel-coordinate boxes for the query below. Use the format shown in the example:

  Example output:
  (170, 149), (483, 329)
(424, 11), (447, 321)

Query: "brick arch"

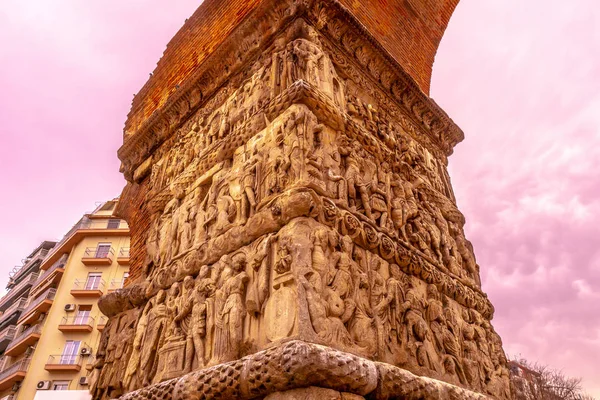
(337, 0), (460, 94)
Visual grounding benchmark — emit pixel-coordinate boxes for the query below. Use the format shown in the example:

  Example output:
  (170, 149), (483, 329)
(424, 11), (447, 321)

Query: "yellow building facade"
(0, 200), (129, 400)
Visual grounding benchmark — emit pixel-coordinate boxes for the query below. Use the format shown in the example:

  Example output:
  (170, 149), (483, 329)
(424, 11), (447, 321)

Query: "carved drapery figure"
(212, 253), (250, 364)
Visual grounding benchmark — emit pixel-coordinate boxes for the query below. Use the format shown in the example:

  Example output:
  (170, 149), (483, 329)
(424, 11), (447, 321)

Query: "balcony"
(40, 218), (129, 271)
(18, 288), (56, 325)
(58, 316), (95, 333)
(31, 254), (67, 297)
(97, 316), (107, 331)
(8, 247), (49, 285)
(45, 355), (83, 372)
(70, 279), (105, 298)
(81, 247), (114, 266)
(0, 273), (39, 312)
(5, 324), (42, 357)
(0, 298), (27, 328)
(0, 358), (30, 391)
(0, 394), (14, 400)
(117, 247), (130, 265)
(0, 326), (16, 353)
(107, 279), (125, 293)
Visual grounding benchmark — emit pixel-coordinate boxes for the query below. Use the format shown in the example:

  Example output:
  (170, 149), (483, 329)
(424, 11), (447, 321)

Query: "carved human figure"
(212, 192), (236, 236)
(288, 39), (324, 86)
(379, 264), (404, 349)
(462, 312), (481, 389)
(425, 284), (445, 355)
(177, 198), (195, 255)
(240, 149), (261, 222)
(348, 271), (377, 356)
(165, 282), (183, 341)
(310, 228), (330, 293)
(263, 129), (289, 197)
(272, 235), (293, 276)
(449, 221), (479, 285)
(369, 162), (391, 228)
(308, 127), (344, 198)
(246, 235), (274, 315)
(109, 314), (135, 393)
(284, 111), (308, 183)
(390, 165), (423, 239)
(176, 276), (214, 370)
(212, 253), (250, 364)
(340, 140), (372, 218)
(299, 273), (354, 348)
(157, 196), (180, 268)
(139, 290), (169, 386)
(441, 306), (467, 384)
(328, 235), (357, 323)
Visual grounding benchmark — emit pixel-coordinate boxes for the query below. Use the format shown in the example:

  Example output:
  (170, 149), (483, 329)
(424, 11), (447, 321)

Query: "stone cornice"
(116, 340), (488, 400)
(118, 0), (464, 180)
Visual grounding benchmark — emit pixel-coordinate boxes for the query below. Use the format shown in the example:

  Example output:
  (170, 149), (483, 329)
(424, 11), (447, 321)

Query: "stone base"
(265, 387), (365, 400)
(118, 340), (490, 400)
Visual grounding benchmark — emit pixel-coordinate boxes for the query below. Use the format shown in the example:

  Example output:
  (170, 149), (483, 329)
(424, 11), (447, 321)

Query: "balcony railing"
(59, 316), (95, 333)
(73, 279), (105, 292)
(84, 246), (114, 258)
(19, 288), (56, 324)
(0, 326), (16, 342)
(8, 248), (49, 281)
(33, 254), (68, 290)
(71, 280), (105, 298)
(0, 358), (30, 381)
(0, 298), (27, 325)
(0, 326), (16, 352)
(108, 279), (125, 292)
(45, 355), (83, 372)
(82, 247), (114, 265)
(62, 315), (95, 325)
(0, 273), (39, 311)
(117, 247), (130, 265)
(5, 323), (42, 357)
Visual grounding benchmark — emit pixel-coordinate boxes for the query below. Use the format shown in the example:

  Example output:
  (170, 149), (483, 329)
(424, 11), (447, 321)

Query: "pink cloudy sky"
(1, 0), (598, 396)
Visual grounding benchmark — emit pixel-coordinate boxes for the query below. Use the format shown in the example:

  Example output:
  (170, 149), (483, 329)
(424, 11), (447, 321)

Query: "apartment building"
(0, 241), (57, 395)
(0, 200), (130, 400)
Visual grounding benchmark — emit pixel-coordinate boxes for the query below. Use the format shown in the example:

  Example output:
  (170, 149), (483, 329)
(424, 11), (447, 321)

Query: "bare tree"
(510, 357), (596, 400)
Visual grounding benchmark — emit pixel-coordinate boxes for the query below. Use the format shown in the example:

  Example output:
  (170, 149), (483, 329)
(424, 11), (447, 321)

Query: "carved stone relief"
(97, 6), (510, 399)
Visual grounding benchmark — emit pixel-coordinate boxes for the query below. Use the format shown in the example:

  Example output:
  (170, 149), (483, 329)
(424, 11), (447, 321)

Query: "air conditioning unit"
(80, 346), (92, 356)
(79, 376), (89, 386)
(24, 346), (35, 357)
(64, 304), (76, 312)
(12, 382), (21, 392)
(37, 380), (51, 390)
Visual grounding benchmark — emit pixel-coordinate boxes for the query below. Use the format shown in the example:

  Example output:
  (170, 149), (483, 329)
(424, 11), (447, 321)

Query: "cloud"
(0, 0), (598, 396)
(432, 0), (600, 396)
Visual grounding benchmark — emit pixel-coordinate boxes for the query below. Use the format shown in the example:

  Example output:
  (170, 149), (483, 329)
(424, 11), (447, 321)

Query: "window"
(85, 273), (102, 290)
(60, 341), (80, 364)
(74, 309), (90, 325)
(52, 381), (70, 390)
(107, 219), (120, 229)
(95, 243), (111, 258)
